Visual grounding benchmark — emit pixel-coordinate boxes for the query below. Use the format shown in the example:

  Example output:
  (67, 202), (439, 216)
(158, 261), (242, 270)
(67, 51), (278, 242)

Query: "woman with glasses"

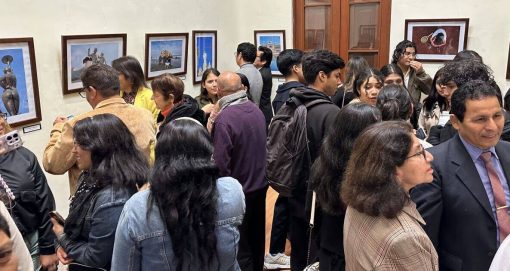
(341, 121), (438, 270)
(111, 118), (245, 271)
(350, 68), (383, 106)
(0, 114), (58, 271)
(112, 56), (159, 121)
(50, 114), (149, 270)
(309, 103), (381, 271)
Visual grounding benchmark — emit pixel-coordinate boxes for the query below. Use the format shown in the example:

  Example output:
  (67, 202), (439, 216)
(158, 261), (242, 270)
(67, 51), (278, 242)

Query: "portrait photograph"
(0, 38), (41, 127)
(62, 34), (126, 94)
(254, 30), (286, 76)
(405, 19), (469, 62)
(145, 33), (188, 80)
(192, 31), (217, 84)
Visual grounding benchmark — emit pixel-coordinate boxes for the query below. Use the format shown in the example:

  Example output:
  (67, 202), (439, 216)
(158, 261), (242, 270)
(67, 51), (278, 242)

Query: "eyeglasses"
(78, 86), (88, 98)
(0, 113), (6, 120)
(406, 145), (427, 160)
(403, 51), (417, 57)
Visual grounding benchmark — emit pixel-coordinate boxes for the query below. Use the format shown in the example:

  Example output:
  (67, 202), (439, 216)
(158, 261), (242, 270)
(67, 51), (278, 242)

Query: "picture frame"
(254, 30), (286, 76)
(0, 38), (41, 127)
(507, 43), (510, 80)
(145, 33), (188, 80)
(192, 31), (217, 84)
(404, 18), (469, 62)
(62, 34), (127, 95)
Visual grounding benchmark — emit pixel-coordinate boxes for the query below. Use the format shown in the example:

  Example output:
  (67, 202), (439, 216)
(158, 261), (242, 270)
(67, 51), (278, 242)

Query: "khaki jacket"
(344, 202), (438, 271)
(43, 97), (156, 194)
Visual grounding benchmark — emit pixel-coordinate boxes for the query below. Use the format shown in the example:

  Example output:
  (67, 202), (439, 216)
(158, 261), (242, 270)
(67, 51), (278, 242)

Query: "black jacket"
(0, 147), (56, 255)
(259, 66), (273, 128)
(288, 87), (340, 219)
(272, 81), (305, 114)
(331, 86), (355, 109)
(157, 94), (206, 137)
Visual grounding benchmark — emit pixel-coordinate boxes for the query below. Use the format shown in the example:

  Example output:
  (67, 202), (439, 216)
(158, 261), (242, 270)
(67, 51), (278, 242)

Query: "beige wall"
(3, 0), (292, 215)
(390, 0), (510, 92)
(3, 0), (509, 214)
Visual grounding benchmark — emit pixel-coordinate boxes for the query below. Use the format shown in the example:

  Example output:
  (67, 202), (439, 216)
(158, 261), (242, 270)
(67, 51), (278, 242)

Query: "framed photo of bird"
(0, 38), (41, 127)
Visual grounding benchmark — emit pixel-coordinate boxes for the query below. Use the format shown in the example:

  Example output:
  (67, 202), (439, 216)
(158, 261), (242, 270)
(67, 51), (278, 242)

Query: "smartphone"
(49, 211), (65, 225)
(0, 130), (22, 155)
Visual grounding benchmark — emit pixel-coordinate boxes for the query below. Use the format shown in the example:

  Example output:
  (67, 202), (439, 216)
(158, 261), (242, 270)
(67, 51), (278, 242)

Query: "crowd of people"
(0, 38), (509, 271)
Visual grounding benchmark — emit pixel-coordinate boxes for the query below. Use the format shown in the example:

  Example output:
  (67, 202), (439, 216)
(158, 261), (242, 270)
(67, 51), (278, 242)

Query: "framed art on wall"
(192, 31), (217, 84)
(145, 33), (188, 80)
(0, 38), (41, 127)
(62, 34), (126, 95)
(405, 18), (469, 62)
(254, 30), (286, 76)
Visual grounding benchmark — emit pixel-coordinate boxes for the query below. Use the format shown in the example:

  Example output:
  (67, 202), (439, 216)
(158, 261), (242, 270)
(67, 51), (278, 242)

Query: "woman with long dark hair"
(418, 68), (450, 137)
(309, 103), (381, 271)
(350, 68), (383, 106)
(51, 114), (149, 270)
(341, 121), (438, 270)
(112, 118), (245, 271)
(112, 56), (158, 120)
(331, 56), (369, 108)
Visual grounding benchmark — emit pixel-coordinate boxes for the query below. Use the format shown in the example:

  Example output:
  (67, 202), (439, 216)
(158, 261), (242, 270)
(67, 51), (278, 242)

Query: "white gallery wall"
(390, 0), (510, 92)
(2, 0), (508, 214)
(2, 0), (293, 215)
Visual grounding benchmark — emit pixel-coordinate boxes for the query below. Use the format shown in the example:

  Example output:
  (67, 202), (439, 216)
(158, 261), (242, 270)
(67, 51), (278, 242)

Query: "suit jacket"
(410, 135), (510, 271)
(344, 202), (438, 271)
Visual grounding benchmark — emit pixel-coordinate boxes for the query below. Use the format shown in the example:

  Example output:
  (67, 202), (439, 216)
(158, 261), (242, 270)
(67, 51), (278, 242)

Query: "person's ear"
(88, 86), (98, 99)
(450, 114), (460, 130)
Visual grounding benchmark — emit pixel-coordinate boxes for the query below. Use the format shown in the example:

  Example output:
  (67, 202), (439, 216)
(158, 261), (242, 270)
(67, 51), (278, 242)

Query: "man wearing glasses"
(43, 64), (156, 194)
(411, 80), (510, 271)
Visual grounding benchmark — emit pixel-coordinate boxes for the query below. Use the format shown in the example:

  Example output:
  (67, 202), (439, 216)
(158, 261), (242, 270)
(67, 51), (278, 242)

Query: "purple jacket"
(212, 101), (268, 194)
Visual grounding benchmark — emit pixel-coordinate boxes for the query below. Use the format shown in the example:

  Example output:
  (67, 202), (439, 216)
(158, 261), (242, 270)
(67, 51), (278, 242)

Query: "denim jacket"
(111, 177), (245, 271)
(57, 185), (133, 270)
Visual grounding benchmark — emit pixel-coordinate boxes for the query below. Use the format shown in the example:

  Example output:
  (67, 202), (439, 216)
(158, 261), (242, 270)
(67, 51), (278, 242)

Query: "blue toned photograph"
(0, 48), (29, 116)
(149, 40), (183, 72)
(195, 36), (213, 78)
(70, 43), (120, 83)
(259, 35), (283, 74)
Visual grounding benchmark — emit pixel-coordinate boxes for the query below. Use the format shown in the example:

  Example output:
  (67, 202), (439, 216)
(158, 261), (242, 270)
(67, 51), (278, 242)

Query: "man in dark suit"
(254, 45), (274, 129)
(411, 80), (510, 271)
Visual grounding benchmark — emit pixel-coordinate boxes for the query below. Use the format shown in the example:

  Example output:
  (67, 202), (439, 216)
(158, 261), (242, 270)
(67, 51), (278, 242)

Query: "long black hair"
(309, 103), (381, 215)
(112, 56), (148, 93)
(150, 118), (219, 270)
(423, 67), (449, 112)
(73, 114), (148, 191)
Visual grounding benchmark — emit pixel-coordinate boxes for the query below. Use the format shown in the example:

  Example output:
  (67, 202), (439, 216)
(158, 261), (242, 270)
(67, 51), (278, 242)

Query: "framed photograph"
(405, 19), (469, 62)
(254, 30), (286, 76)
(507, 43), (510, 80)
(62, 34), (126, 95)
(0, 38), (41, 127)
(145, 33), (188, 80)
(192, 31), (217, 84)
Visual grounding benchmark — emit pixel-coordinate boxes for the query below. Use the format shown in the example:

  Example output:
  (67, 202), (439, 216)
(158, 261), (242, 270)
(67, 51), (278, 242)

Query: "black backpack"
(266, 94), (329, 197)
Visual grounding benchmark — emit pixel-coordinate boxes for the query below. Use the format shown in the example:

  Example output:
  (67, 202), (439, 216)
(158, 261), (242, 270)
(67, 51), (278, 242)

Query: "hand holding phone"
(0, 130), (22, 155)
(49, 211), (65, 225)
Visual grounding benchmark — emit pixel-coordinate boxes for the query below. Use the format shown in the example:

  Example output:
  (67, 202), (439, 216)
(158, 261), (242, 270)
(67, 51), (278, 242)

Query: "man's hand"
(52, 116), (68, 126)
(40, 254), (59, 271)
(56, 247), (73, 265)
(410, 60), (424, 73)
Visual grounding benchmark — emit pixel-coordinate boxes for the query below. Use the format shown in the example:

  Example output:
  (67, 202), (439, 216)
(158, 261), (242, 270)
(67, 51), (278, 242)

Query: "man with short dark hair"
(411, 80), (510, 271)
(254, 46), (274, 129)
(284, 49), (345, 270)
(235, 42), (263, 105)
(212, 71), (268, 271)
(43, 64), (156, 194)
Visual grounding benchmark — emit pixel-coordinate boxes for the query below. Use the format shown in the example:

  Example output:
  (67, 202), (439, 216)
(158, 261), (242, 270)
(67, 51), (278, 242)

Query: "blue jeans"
(23, 231), (41, 271)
